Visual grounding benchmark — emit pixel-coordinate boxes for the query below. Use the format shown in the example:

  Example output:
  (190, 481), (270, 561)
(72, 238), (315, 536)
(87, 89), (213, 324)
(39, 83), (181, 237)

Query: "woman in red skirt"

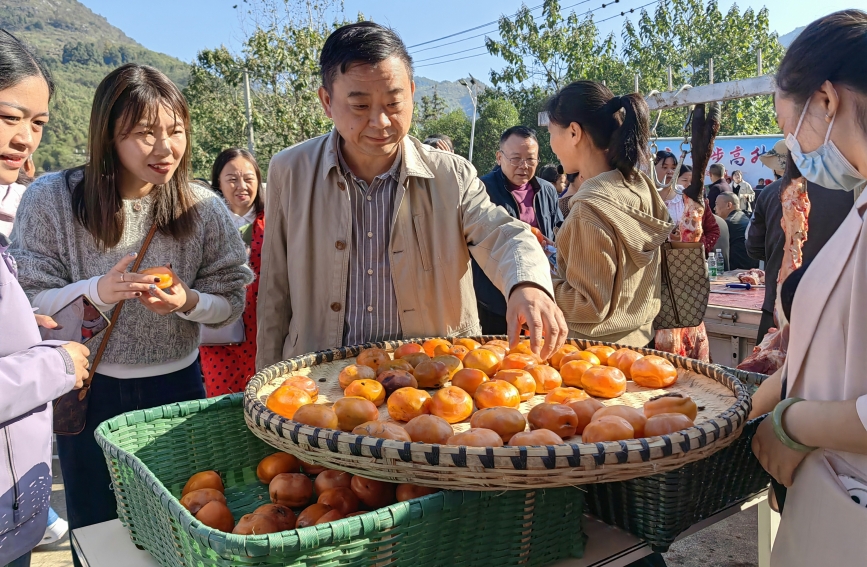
(200, 148), (264, 396)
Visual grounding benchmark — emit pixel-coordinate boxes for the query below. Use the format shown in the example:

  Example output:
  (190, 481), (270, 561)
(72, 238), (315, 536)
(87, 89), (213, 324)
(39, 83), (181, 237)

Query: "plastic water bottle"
(716, 249), (725, 274)
(708, 253), (718, 280)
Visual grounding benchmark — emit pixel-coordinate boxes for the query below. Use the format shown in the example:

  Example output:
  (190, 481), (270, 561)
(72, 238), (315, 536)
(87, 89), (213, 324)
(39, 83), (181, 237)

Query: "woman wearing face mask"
(199, 148), (264, 396)
(9, 64), (252, 565)
(748, 10), (867, 566)
(546, 81), (673, 347)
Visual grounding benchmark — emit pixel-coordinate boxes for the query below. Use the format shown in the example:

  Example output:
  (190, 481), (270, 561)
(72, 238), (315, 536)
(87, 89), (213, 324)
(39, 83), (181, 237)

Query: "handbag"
(653, 241), (710, 330)
(53, 223), (158, 435)
(200, 317), (246, 346)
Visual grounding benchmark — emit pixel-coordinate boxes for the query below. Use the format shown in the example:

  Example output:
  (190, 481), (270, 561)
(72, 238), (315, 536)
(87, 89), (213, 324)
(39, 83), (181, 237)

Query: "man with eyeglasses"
(471, 126), (564, 334)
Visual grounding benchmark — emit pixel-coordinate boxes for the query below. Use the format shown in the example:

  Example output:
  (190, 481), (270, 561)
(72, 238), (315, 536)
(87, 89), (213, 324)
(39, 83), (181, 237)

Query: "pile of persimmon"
(180, 452), (440, 535)
(266, 338), (692, 449)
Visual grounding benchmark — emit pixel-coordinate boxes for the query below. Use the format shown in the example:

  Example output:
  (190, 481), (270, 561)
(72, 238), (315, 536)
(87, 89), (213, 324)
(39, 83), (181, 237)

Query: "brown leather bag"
(653, 241), (710, 330)
(53, 224), (158, 435)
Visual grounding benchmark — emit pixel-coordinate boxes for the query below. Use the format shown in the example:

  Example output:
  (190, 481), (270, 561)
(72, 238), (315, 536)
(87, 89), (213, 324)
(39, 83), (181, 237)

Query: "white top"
(664, 192), (685, 224)
(229, 206), (257, 229)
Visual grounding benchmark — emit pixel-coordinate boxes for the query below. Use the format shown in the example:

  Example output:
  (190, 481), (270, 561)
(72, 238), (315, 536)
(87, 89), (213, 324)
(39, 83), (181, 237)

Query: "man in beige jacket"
(256, 22), (566, 368)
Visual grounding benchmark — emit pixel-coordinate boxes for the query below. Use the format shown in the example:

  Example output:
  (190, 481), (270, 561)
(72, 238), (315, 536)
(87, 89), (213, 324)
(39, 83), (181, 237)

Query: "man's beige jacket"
(256, 130), (554, 368)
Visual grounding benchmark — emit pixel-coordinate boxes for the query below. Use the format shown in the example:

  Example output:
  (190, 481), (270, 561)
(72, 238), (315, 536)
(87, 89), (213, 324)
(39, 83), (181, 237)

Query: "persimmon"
(253, 504), (296, 532)
(377, 370), (418, 398)
(139, 266), (174, 289)
(292, 404), (339, 430)
(352, 420), (412, 442)
(344, 379), (386, 406)
(592, 405), (647, 437)
(469, 407), (527, 443)
(473, 380), (521, 409)
(561, 350), (601, 366)
(560, 360), (594, 388)
(356, 348), (390, 372)
(257, 453), (301, 484)
(644, 413), (695, 437)
(429, 386), (474, 424)
(508, 341), (541, 360)
(643, 393), (697, 420)
(301, 461), (327, 475)
(281, 375), (319, 401)
(266, 385), (312, 419)
(508, 429), (564, 446)
(270, 473), (314, 508)
(433, 342), (461, 357)
(581, 366), (627, 399)
(527, 365), (562, 394)
(350, 476), (396, 509)
(478, 344), (507, 361)
(181, 488), (226, 515)
(446, 428), (504, 447)
(450, 368), (489, 395)
(423, 339), (452, 358)
(431, 354), (463, 378)
(544, 387), (588, 404)
(339, 364), (376, 389)
(463, 348), (502, 377)
(386, 387), (432, 421)
(585, 345), (617, 365)
(195, 500), (234, 532)
(549, 344), (580, 369)
(413, 360), (450, 388)
(394, 343), (425, 359)
(314, 470), (353, 494)
(317, 487), (360, 515)
(396, 484), (439, 502)
(484, 339), (510, 350)
(582, 415), (634, 443)
(493, 369), (536, 401)
(567, 398), (605, 434)
(404, 414), (454, 444)
(296, 503), (333, 528)
(315, 509), (345, 525)
(375, 358), (414, 376)
(445, 344), (470, 361)
(527, 403), (579, 438)
(233, 513), (280, 535)
(502, 353), (538, 371)
(630, 356), (678, 388)
(453, 338), (481, 351)
(530, 226), (545, 245)
(333, 397), (380, 431)
(402, 352), (431, 368)
(607, 348), (644, 379)
(182, 470), (224, 496)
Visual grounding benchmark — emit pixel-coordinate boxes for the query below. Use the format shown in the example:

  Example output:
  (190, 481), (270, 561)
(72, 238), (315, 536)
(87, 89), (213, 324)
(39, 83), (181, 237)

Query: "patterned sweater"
(9, 171), (253, 367)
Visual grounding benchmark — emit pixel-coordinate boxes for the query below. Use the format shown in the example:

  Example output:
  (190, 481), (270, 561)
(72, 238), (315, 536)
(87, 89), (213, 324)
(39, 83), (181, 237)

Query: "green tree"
(419, 86), (448, 123)
(470, 95), (520, 173)
(419, 109), (472, 158)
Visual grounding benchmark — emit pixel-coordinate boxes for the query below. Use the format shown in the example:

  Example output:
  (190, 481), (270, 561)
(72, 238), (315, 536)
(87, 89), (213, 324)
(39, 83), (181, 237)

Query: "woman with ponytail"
(545, 81), (673, 347)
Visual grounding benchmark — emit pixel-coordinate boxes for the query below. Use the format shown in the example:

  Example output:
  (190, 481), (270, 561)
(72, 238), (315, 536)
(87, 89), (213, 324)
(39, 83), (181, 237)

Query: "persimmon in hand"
(139, 266), (174, 289)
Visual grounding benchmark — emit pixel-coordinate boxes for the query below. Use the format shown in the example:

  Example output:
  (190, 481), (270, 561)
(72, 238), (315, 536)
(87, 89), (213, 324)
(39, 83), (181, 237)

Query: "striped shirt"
(338, 143), (404, 346)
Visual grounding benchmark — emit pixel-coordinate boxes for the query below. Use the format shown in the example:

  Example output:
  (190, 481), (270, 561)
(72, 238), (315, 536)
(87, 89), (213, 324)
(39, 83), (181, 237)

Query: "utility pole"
(243, 68), (255, 155)
(709, 58), (714, 84)
(667, 66), (673, 90)
(757, 48), (763, 76)
(459, 76), (479, 163)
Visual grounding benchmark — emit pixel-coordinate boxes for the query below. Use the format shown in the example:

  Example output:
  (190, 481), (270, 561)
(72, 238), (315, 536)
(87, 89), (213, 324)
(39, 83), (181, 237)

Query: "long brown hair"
(70, 63), (198, 249)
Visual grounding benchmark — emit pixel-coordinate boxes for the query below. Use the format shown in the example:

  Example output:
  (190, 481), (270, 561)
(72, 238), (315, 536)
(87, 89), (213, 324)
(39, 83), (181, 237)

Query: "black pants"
(477, 303), (508, 336)
(4, 551), (30, 567)
(56, 361), (205, 567)
(757, 309), (775, 344)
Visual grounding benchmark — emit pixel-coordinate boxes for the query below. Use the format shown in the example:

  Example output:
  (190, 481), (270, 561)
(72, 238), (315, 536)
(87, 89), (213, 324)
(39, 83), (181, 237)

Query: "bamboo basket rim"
(244, 338), (752, 489)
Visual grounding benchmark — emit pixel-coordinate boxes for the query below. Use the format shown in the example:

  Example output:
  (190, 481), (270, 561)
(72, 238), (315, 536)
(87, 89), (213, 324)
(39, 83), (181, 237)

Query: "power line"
(597, 0), (660, 22)
(406, 2), (546, 49)
(414, 45), (488, 64)
(416, 52), (491, 69)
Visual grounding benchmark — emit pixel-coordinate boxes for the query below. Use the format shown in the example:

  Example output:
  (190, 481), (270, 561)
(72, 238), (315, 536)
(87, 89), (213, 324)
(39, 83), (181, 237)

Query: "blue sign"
(655, 135), (783, 187)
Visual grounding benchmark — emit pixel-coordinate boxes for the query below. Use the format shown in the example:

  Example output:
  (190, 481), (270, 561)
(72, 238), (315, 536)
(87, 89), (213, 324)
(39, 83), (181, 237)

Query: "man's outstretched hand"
(506, 283), (568, 361)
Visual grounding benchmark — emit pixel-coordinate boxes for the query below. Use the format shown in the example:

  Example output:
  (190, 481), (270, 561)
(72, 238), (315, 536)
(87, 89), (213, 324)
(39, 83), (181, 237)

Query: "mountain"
(414, 76), (487, 116)
(0, 0), (189, 172)
(778, 27), (804, 48)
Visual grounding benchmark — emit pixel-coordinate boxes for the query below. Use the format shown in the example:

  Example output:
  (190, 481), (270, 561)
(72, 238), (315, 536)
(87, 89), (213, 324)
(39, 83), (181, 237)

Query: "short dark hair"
(709, 163), (725, 178)
(211, 148), (264, 214)
(538, 164), (560, 184)
(654, 150), (676, 165)
(499, 125), (537, 147)
(678, 164), (693, 179)
(0, 30), (54, 99)
(319, 21), (413, 93)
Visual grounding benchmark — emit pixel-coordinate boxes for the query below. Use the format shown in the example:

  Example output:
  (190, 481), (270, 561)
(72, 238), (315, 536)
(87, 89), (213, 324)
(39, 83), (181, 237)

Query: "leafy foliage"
(417, 109), (472, 158)
(470, 96), (520, 174)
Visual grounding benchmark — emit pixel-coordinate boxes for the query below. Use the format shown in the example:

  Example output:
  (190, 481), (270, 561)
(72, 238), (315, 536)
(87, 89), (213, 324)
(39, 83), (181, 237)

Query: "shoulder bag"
(653, 241), (710, 330)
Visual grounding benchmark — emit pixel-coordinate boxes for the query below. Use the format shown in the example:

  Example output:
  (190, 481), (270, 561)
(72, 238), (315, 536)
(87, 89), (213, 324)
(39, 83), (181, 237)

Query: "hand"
(97, 253), (158, 303)
(138, 263), (198, 315)
(751, 416), (811, 487)
(505, 283), (568, 361)
(434, 139), (452, 152)
(59, 342), (90, 389)
(34, 314), (60, 329)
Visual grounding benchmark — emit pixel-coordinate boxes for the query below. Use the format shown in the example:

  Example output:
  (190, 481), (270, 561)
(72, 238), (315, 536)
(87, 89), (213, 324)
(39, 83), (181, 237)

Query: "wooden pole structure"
(634, 74), (640, 93)
(667, 66), (673, 90)
(757, 48), (763, 76)
(645, 75), (775, 111)
(709, 58), (714, 84)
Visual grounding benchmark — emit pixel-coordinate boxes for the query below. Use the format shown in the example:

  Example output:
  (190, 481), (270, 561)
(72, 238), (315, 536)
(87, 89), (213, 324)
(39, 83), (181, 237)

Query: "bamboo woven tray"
(244, 338), (751, 490)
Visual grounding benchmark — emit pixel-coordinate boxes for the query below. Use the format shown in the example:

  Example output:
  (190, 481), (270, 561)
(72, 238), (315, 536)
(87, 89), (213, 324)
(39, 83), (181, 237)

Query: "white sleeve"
(175, 291), (232, 325)
(32, 276), (117, 315)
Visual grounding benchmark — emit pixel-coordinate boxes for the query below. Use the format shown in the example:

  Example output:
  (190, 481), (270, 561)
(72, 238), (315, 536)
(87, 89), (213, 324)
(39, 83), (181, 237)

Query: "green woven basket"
(584, 366), (771, 552)
(95, 394), (587, 567)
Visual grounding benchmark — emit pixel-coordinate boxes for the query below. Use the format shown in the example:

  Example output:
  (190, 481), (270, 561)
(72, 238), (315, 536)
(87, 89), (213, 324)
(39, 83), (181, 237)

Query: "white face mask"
(785, 95), (867, 194)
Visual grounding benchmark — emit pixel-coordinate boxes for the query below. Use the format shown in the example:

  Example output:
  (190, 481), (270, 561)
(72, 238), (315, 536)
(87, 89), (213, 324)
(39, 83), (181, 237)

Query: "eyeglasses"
(504, 157), (539, 167)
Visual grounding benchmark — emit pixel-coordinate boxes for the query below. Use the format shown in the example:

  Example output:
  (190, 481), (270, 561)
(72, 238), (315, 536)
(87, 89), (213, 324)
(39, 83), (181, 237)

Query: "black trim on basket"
(638, 438), (651, 461)
(510, 447), (528, 470)
(452, 447), (468, 467)
(615, 441), (629, 464)
(697, 427), (708, 448)
(593, 444), (606, 466)
(479, 447), (495, 469)
(289, 423), (300, 444)
(370, 438), (385, 459)
(274, 417), (283, 438)
(308, 428), (322, 449)
(542, 446), (557, 469)
(679, 435), (692, 453)
(397, 442), (413, 462)
(567, 444), (582, 467)
(326, 434), (339, 453)
(426, 445), (440, 466)
(349, 436), (364, 456)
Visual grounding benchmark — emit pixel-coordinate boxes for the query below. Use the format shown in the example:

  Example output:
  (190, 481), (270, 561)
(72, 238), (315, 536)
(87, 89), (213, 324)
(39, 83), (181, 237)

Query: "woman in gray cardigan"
(9, 64), (252, 566)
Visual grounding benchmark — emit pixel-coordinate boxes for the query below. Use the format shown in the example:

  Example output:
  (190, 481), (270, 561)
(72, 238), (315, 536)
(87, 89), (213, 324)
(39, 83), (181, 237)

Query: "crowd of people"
(1, 9), (866, 567)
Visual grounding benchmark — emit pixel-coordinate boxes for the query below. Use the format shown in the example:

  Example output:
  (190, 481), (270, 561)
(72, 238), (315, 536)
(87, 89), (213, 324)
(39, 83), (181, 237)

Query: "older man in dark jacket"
(472, 126), (563, 334)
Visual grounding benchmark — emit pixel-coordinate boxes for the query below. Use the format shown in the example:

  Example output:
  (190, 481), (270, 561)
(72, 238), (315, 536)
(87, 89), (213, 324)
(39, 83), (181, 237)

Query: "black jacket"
(707, 179), (732, 212)
(724, 210), (760, 270)
(746, 179), (853, 312)
(472, 167), (563, 316)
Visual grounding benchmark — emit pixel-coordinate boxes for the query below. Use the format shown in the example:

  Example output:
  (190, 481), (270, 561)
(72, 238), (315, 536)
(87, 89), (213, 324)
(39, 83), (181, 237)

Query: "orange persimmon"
(527, 403), (579, 438)
(351, 420), (412, 442)
(333, 397), (380, 432)
(549, 344), (580, 369)
(544, 387), (588, 404)
(292, 404), (339, 430)
(630, 356), (678, 389)
(394, 343), (425, 359)
(344, 379), (386, 406)
(463, 348), (502, 377)
(527, 365), (562, 394)
(386, 387), (431, 422)
(560, 360), (594, 388)
(493, 369), (536, 402)
(607, 348), (644, 379)
(582, 415), (635, 443)
(508, 429), (564, 446)
(446, 428), (504, 447)
(450, 368), (489, 396)
(338, 364), (376, 389)
(429, 386), (474, 424)
(403, 414), (454, 444)
(561, 350), (601, 366)
(469, 407), (527, 443)
(643, 393), (698, 421)
(423, 339), (452, 358)
(356, 348), (390, 372)
(581, 366), (627, 399)
(473, 380), (521, 409)
(592, 405), (647, 437)
(566, 398), (606, 434)
(644, 413), (695, 437)
(585, 345), (617, 365)
(266, 385), (313, 420)
(281, 375), (319, 401)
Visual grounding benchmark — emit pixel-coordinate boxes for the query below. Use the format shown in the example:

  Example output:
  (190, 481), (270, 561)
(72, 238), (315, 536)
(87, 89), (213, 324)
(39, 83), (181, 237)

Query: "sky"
(78, 0), (859, 83)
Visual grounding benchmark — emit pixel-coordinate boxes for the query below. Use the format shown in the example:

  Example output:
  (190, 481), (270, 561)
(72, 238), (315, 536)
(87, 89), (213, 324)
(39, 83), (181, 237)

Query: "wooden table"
(704, 271), (765, 366)
(71, 494), (772, 567)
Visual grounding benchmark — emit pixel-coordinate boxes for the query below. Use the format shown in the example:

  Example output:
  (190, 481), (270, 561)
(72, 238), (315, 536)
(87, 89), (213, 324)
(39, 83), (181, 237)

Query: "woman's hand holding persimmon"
(138, 263), (199, 316)
(97, 253), (162, 303)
